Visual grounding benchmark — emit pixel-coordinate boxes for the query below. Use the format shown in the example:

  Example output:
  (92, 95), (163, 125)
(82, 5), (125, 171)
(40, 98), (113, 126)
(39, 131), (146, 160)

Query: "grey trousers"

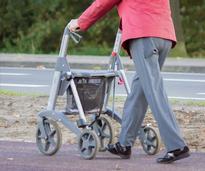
(119, 38), (186, 151)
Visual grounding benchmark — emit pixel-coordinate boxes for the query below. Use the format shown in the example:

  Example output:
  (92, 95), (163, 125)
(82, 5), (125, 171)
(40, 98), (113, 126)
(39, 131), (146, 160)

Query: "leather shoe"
(157, 146), (190, 164)
(107, 142), (131, 159)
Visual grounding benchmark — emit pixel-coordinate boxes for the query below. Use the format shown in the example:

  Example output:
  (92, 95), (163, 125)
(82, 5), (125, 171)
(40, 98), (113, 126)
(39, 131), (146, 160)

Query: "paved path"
(0, 141), (204, 171)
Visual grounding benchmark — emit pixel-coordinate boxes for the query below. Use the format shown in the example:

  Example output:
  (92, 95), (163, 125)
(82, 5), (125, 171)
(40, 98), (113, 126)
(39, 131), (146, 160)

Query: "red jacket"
(78, 0), (176, 51)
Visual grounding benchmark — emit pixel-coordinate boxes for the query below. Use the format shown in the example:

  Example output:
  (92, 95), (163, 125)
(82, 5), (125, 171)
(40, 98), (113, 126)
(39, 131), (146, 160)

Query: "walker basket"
(66, 71), (116, 114)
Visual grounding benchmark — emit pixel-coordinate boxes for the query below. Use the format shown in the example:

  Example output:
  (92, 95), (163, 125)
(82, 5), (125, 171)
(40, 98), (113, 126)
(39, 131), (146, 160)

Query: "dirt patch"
(0, 95), (204, 152)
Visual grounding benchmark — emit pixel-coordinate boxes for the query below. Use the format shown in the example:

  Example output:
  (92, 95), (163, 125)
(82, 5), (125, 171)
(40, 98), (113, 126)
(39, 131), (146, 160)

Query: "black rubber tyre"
(78, 129), (99, 160)
(36, 119), (62, 156)
(140, 126), (160, 155)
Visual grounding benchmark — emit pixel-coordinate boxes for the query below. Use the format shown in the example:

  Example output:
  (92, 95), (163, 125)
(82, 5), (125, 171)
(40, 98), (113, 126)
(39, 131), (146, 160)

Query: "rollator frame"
(36, 26), (160, 159)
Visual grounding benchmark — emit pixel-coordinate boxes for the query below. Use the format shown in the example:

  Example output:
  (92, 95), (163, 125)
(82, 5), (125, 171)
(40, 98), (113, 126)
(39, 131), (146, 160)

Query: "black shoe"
(157, 146), (190, 164)
(107, 142), (131, 159)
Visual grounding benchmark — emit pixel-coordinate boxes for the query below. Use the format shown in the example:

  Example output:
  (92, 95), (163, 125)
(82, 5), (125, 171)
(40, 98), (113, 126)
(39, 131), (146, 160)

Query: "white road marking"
(164, 78), (205, 83)
(115, 94), (205, 101)
(127, 70), (205, 76)
(0, 83), (48, 88)
(168, 96), (205, 101)
(162, 72), (205, 76)
(2, 73), (204, 83)
(1, 68), (205, 100)
(0, 73), (30, 76)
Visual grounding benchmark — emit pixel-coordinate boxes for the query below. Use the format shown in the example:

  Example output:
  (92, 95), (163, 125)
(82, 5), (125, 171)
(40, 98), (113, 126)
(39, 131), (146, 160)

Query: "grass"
(109, 96), (205, 107)
(170, 99), (205, 107)
(1, 89), (204, 107)
(0, 89), (47, 97)
(169, 42), (188, 57)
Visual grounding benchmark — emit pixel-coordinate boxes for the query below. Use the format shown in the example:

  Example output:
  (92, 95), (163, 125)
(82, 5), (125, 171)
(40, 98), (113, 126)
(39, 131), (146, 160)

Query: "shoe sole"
(107, 151), (131, 159)
(158, 152), (190, 164)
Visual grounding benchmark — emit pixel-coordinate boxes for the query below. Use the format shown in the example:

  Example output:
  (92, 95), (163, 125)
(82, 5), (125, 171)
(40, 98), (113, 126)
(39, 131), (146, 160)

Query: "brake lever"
(69, 31), (82, 44)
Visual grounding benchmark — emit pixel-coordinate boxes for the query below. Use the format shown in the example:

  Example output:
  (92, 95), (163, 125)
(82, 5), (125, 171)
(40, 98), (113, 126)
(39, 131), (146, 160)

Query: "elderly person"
(68, 0), (190, 164)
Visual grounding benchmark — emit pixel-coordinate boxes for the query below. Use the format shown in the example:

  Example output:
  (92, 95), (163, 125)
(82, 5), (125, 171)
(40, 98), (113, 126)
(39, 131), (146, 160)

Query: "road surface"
(0, 67), (205, 101)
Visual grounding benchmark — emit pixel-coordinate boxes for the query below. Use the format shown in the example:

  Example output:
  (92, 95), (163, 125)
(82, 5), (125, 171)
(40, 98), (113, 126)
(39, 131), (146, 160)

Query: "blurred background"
(0, 0), (204, 57)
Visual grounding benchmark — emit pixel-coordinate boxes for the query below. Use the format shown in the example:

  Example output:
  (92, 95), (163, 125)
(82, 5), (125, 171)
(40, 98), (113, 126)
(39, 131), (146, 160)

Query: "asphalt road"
(0, 67), (205, 101)
(0, 141), (204, 171)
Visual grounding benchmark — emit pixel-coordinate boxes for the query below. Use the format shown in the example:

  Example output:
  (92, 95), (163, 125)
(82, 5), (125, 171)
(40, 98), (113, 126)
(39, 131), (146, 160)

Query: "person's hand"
(67, 19), (80, 32)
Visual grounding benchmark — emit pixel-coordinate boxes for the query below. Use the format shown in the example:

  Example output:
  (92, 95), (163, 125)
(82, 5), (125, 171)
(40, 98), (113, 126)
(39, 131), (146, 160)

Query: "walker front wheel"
(95, 116), (114, 152)
(78, 129), (99, 160)
(140, 126), (160, 155)
(36, 119), (62, 156)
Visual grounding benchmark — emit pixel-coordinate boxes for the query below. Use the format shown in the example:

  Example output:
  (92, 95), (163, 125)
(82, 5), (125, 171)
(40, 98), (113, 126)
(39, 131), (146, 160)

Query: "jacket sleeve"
(78, 0), (121, 31)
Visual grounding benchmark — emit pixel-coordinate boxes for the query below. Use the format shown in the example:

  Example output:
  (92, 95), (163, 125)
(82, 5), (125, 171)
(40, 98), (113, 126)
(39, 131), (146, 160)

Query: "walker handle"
(59, 26), (82, 57)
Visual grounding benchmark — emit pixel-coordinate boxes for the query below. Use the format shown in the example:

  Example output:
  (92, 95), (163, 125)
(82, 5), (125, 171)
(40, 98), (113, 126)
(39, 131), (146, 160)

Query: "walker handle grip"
(59, 26), (82, 57)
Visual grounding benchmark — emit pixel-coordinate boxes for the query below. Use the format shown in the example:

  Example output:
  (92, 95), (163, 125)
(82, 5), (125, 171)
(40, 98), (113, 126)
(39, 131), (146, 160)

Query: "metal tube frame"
(105, 29), (132, 122)
(108, 29), (131, 94)
(39, 28), (131, 135)
(37, 26), (153, 153)
(38, 27), (87, 137)
(47, 27), (86, 122)
(106, 30), (147, 139)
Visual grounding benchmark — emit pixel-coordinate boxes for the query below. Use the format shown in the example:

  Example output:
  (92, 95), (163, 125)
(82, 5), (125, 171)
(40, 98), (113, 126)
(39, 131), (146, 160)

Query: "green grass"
(170, 99), (205, 107)
(0, 89), (47, 97)
(1, 89), (204, 107)
(169, 42), (188, 57)
(109, 96), (205, 107)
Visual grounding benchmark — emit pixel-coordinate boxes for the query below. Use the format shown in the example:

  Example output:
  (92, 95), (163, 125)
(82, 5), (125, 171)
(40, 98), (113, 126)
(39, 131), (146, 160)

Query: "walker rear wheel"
(140, 126), (160, 155)
(36, 119), (62, 156)
(78, 129), (99, 160)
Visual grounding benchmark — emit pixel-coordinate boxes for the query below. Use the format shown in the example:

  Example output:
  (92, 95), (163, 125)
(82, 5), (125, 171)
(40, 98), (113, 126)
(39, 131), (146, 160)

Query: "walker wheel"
(140, 126), (160, 155)
(36, 119), (62, 156)
(78, 129), (99, 160)
(95, 116), (114, 152)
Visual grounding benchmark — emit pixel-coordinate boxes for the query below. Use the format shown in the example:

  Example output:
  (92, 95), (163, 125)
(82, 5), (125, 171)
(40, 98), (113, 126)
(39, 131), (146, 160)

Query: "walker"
(36, 26), (160, 159)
